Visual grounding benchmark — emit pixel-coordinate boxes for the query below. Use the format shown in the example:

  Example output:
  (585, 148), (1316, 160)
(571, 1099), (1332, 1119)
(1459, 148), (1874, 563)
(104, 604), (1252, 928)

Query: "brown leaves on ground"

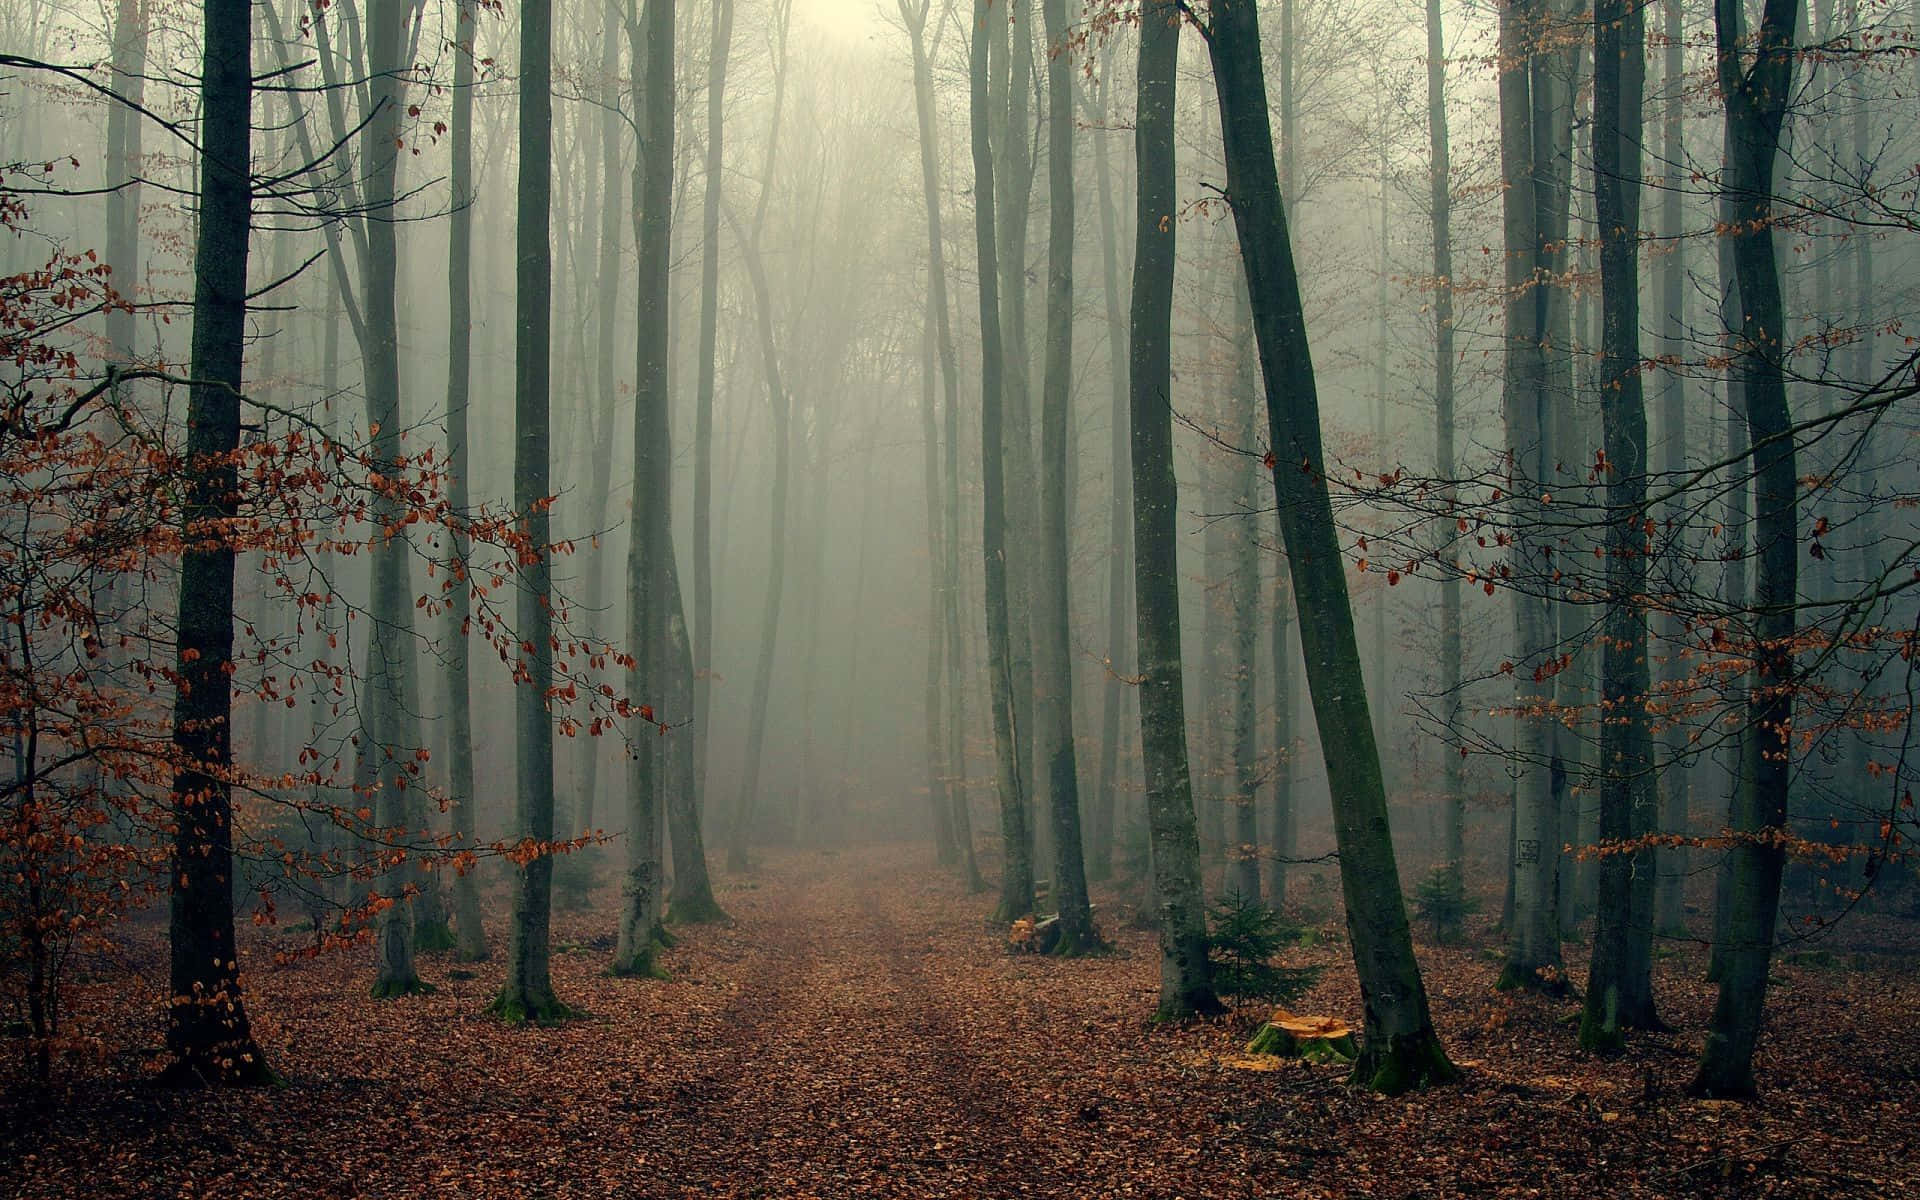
(4, 845), (1918, 1198)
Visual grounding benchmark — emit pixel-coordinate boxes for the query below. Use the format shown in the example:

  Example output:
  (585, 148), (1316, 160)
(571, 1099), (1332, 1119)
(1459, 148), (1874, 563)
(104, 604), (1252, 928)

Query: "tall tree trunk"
(613, 0), (677, 978)
(1227, 272), (1262, 904)
(725, 0), (793, 873)
(1427, 0), (1466, 928)
(690, 0), (732, 864)
(1581, 0), (1661, 1053)
(445, 0), (487, 964)
(1266, 0), (1298, 910)
(576, 0), (629, 841)
(363, 0), (426, 1000)
(1087, 57), (1131, 886)
(972, 0), (1034, 924)
(993, 0), (1039, 823)
(1653, 0), (1690, 940)
(903, 0), (963, 873)
(1693, 0), (1798, 1100)
(1494, 0), (1568, 993)
(1206, 0), (1457, 1094)
(104, 0), (146, 364)
(162, 0), (271, 1086)
(1035, 0), (1095, 951)
(1131, 0), (1217, 1018)
(492, 0), (566, 1023)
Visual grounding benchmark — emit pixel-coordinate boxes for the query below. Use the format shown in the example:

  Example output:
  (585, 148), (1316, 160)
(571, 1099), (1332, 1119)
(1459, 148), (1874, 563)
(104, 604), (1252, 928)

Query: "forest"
(2, 0), (1918, 1194)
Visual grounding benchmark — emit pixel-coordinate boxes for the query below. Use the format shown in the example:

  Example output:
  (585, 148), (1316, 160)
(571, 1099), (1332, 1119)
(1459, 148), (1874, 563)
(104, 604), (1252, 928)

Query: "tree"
(161, 0), (271, 1086)
(971, 0), (1035, 925)
(1692, 0), (1799, 1100)
(1426, 0), (1466, 936)
(492, 0), (569, 1024)
(360, 0), (431, 1000)
(612, 0), (675, 980)
(689, 0), (733, 898)
(1203, 0), (1457, 1093)
(1492, 0), (1573, 994)
(1129, 0), (1218, 1019)
(1580, 0), (1660, 1053)
(727, 0), (796, 873)
(901, 0), (976, 884)
(1035, 0), (1096, 953)
(444, 0), (488, 964)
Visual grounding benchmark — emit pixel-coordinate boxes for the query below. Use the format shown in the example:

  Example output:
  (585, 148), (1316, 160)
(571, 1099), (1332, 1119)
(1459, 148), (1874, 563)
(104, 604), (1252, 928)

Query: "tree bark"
(1205, 0), (1457, 1093)
(1692, 0), (1798, 1100)
(1131, 0), (1218, 1019)
(691, 0), (732, 857)
(104, 0), (146, 364)
(162, 0), (271, 1086)
(362, 0), (426, 1000)
(1493, 0), (1569, 993)
(492, 0), (566, 1023)
(445, 0), (487, 964)
(1427, 0), (1466, 926)
(972, 0), (1035, 924)
(1581, 0), (1661, 1052)
(1087, 58), (1132, 887)
(1035, 0), (1095, 952)
(613, 0), (677, 978)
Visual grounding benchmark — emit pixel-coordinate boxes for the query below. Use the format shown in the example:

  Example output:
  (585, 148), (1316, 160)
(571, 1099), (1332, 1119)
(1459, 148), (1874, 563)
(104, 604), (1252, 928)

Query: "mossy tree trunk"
(970, 0), (1034, 925)
(1131, 0), (1219, 1019)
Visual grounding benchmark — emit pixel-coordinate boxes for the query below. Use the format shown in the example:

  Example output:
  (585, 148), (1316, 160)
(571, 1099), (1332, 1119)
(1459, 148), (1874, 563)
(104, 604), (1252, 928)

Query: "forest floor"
(4, 843), (1919, 1198)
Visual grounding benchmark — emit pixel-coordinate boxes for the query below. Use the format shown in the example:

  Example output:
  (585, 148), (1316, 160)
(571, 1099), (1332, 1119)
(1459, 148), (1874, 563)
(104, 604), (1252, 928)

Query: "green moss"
(1349, 1030), (1461, 1096)
(369, 976), (438, 1000)
(1577, 986), (1626, 1056)
(412, 920), (459, 954)
(485, 989), (578, 1026)
(667, 893), (732, 925)
(1495, 960), (1570, 995)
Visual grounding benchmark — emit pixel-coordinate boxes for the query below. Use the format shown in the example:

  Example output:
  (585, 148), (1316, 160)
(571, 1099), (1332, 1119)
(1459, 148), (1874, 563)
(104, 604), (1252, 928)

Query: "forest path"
(621, 850), (1070, 1195)
(23, 844), (1912, 1199)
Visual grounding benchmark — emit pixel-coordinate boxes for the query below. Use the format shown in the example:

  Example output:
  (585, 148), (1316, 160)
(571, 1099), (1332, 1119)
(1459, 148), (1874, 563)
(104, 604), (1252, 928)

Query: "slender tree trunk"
(492, 0), (566, 1023)
(972, 0), (1034, 924)
(1427, 0), (1466, 928)
(445, 0), (487, 963)
(1581, 0), (1661, 1052)
(903, 0), (962, 871)
(104, 0), (146, 364)
(363, 0), (425, 1000)
(1206, 0), (1457, 1094)
(162, 0), (271, 1086)
(1653, 0), (1690, 940)
(1131, 0), (1218, 1018)
(993, 0), (1039, 823)
(1088, 59), (1131, 886)
(576, 0), (629, 842)
(1494, 0), (1567, 993)
(726, 0), (793, 873)
(612, 0), (677, 977)
(1266, 4), (1298, 909)
(1031, 0), (1096, 950)
(1693, 0), (1798, 1100)
(691, 0), (732, 855)
(1227, 272), (1262, 904)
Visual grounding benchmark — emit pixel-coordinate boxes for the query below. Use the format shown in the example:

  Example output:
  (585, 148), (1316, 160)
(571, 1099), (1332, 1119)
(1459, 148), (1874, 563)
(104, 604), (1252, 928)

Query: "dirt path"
(10, 844), (1920, 1199)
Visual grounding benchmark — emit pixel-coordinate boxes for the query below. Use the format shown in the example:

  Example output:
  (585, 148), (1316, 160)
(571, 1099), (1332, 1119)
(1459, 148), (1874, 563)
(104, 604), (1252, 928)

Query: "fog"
(4, 0), (1920, 1120)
